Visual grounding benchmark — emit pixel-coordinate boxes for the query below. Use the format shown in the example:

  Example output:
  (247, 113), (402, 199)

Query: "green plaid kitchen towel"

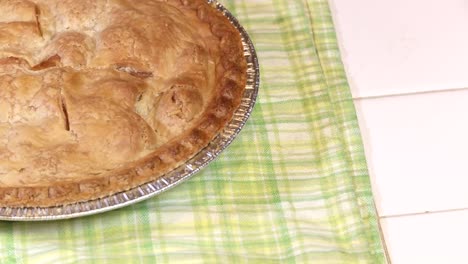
(0, 0), (385, 263)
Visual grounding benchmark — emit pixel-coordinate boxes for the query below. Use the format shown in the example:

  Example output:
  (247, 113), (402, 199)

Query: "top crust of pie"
(0, 0), (247, 207)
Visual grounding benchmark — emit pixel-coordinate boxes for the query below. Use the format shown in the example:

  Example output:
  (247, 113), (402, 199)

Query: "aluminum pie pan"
(0, 1), (259, 221)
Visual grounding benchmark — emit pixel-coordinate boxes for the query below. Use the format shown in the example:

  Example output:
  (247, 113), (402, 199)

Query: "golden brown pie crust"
(0, 0), (247, 207)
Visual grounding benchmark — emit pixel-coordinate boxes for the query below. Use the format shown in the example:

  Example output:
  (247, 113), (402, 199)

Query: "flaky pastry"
(0, 0), (247, 207)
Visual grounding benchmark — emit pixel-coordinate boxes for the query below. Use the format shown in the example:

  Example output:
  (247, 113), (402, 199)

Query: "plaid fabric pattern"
(0, 0), (385, 263)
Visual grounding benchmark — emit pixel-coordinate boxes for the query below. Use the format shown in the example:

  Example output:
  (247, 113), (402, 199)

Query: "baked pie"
(0, 0), (247, 207)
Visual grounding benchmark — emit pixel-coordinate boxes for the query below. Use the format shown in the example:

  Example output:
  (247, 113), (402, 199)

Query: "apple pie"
(0, 0), (247, 207)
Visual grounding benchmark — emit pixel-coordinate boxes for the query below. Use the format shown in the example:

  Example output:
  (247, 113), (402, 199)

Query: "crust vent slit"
(34, 6), (43, 38)
(114, 65), (153, 79)
(60, 93), (70, 131)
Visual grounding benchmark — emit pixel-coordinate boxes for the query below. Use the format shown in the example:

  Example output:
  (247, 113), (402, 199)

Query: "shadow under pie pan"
(0, 1), (259, 221)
